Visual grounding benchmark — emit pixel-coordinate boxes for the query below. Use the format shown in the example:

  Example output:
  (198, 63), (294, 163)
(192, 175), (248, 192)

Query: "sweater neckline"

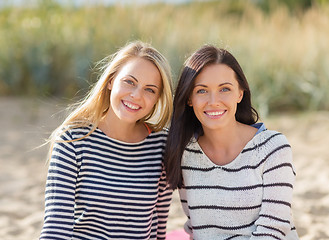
(194, 128), (268, 168)
(95, 127), (152, 145)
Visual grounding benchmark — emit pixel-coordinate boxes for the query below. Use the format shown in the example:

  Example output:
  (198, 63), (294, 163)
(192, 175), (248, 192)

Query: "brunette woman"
(164, 45), (299, 239)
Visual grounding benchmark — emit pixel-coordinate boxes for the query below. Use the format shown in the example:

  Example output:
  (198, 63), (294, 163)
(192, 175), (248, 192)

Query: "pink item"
(166, 229), (190, 240)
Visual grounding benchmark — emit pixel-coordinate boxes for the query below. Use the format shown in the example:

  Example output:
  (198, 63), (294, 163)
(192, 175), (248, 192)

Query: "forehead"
(119, 57), (156, 74)
(116, 57), (162, 86)
(195, 63), (237, 85)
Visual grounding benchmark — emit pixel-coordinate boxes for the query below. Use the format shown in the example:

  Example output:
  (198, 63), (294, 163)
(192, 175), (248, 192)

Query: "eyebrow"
(129, 75), (138, 82)
(219, 82), (233, 87)
(128, 75), (160, 89)
(194, 82), (233, 87)
(146, 84), (160, 89)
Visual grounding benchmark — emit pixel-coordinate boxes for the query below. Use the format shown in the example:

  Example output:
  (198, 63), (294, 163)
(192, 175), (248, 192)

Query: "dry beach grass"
(0, 97), (328, 239)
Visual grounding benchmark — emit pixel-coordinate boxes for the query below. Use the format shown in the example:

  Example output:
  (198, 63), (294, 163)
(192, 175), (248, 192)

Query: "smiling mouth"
(122, 100), (141, 110)
(204, 110), (226, 117)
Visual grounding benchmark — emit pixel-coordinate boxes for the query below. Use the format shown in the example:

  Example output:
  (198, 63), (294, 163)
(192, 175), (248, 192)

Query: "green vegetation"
(1, 0), (329, 115)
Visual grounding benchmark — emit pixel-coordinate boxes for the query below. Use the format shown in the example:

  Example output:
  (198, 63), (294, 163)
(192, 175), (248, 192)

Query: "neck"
(98, 111), (147, 143)
(198, 121), (258, 166)
(201, 121), (242, 150)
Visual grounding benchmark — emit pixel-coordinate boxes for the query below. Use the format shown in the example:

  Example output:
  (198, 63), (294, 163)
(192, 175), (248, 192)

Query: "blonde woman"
(40, 41), (173, 240)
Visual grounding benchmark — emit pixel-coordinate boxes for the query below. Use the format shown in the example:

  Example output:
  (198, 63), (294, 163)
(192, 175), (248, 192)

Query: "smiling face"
(108, 57), (162, 124)
(189, 63), (243, 132)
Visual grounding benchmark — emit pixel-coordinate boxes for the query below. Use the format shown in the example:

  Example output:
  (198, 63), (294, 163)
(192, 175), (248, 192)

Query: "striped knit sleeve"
(251, 134), (296, 239)
(40, 131), (78, 240)
(178, 187), (193, 237)
(156, 165), (173, 240)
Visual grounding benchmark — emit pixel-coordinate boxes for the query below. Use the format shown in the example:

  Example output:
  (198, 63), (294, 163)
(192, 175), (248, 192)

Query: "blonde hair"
(48, 41), (173, 158)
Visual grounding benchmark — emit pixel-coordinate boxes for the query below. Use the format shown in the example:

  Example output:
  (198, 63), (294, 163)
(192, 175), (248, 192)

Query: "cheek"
(221, 94), (237, 104)
(109, 87), (119, 100)
(109, 92), (118, 108)
(191, 96), (205, 109)
(146, 94), (160, 107)
(112, 82), (131, 96)
(109, 85), (126, 105)
(191, 105), (205, 125)
(191, 101), (204, 119)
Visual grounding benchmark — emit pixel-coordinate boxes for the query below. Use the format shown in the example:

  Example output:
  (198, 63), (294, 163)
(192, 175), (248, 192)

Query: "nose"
(130, 87), (142, 99)
(208, 92), (220, 106)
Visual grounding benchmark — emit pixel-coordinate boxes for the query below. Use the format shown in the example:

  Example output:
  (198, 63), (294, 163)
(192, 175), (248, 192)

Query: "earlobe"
(108, 79), (113, 91)
(238, 90), (244, 103)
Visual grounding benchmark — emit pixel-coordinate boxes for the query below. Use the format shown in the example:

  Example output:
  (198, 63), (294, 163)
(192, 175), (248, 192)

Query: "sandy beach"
(0, 97), (328, 240)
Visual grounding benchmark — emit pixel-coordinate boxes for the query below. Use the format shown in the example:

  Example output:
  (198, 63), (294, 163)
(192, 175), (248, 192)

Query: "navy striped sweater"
(179, 129), (299, 240)
(40, 127), (172, 240)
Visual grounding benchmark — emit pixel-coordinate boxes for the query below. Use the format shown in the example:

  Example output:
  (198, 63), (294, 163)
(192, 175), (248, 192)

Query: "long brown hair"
(164, 45), (259, 189)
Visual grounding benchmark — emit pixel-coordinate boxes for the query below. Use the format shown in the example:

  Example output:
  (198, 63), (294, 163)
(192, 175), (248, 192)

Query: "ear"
(107, 78), (113, 91)
(237, 89), (244, 103)
(187, 98), (192, 107)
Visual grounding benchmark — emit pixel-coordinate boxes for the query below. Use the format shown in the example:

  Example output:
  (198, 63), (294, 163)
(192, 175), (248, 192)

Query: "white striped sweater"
(40, 127), (172, 240)
(179, 129), (299, 240)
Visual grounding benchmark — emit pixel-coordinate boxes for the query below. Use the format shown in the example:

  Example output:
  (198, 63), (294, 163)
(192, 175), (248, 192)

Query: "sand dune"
(0, 97), (328, 239)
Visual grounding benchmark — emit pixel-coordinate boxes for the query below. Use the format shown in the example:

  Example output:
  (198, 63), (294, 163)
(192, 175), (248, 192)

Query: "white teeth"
(206, 111), (224, 116)
(123, 101), (140, 110)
